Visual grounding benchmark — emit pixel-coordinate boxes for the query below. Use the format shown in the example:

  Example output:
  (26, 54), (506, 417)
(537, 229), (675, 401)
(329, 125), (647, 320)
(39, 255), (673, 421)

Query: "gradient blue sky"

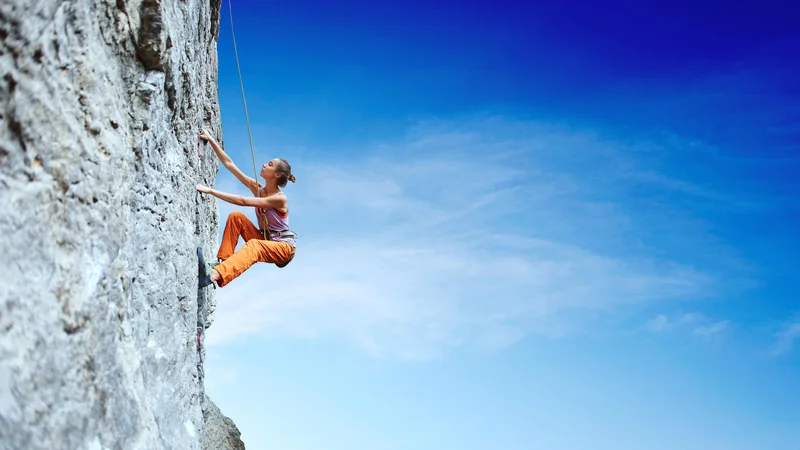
(203, 1), (800, 449)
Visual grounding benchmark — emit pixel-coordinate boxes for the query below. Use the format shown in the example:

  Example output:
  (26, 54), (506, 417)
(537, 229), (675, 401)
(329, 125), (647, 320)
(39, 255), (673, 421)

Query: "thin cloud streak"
(645, 312), (731, 341)
(773, 318), (800, 355)
(207, 235), (712, 360)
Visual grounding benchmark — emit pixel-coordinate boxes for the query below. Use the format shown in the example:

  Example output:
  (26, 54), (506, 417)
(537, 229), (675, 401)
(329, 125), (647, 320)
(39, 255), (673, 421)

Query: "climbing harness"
(268, 230), (299, 239)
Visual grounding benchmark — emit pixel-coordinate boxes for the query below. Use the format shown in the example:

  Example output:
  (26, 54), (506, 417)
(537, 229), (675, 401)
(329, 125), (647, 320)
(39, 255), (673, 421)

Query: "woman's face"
(260, 158), (279, 180)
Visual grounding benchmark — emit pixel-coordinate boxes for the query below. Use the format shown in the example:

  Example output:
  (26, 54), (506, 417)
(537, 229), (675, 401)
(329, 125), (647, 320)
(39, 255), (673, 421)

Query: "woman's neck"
(261, 181), (280, 196)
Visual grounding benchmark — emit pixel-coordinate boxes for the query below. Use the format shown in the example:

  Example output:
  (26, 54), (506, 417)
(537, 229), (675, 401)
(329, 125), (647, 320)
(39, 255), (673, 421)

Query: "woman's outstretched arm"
(199, 128), (260, 196)
(196, 184), (287, 210)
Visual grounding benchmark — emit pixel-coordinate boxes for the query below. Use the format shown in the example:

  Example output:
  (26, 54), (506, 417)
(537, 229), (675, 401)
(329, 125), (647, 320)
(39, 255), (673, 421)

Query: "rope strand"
(227, 0), (268, 239)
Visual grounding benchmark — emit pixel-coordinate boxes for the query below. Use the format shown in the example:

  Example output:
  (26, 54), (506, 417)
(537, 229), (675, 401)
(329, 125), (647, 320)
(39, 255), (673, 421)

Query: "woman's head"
(260, 158), (296, 188)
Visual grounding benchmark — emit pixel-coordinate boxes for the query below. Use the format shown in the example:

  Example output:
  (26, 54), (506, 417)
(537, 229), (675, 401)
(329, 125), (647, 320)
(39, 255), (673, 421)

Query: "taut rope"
(227, 0), (268, 239)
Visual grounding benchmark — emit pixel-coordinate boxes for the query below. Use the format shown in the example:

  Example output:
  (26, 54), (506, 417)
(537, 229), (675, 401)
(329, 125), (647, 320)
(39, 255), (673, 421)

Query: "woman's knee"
(227, 211), (247, 222)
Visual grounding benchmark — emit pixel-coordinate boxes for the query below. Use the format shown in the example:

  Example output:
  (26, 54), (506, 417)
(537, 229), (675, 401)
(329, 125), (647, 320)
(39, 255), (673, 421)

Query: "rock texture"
(202, 394), (246, 450)
(0, 0), (243, 448)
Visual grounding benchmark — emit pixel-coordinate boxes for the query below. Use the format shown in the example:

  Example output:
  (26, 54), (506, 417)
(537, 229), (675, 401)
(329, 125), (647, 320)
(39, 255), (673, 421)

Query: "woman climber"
(195, 128), (298, 288)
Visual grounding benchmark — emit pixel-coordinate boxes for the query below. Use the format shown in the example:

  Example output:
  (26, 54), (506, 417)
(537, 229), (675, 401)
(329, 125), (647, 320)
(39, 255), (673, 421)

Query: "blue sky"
(202, 1), (799, 448)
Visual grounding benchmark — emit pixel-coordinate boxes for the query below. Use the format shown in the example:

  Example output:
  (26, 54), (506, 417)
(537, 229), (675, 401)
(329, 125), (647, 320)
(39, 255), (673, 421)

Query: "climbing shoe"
(204, 261), (219, 274)
(197, 247), (218, 288)
(199, 272), (215, 289)
(276, 249), (295, 268)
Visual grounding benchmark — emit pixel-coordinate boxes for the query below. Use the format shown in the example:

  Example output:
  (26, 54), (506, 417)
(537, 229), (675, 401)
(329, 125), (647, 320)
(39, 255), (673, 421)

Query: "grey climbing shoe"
(197, 247), (217, 288)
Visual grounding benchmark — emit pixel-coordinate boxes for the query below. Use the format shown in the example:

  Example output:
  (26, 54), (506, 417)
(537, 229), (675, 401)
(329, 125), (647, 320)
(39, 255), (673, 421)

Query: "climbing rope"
(227, 0), (269, 240)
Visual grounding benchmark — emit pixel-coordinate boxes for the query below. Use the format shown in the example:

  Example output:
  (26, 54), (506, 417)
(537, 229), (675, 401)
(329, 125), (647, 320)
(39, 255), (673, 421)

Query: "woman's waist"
(259, 228), (298, 241)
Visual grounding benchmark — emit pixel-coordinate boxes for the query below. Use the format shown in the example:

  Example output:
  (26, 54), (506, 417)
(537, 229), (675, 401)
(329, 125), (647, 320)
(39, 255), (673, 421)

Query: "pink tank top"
(254, 191), (295, 246)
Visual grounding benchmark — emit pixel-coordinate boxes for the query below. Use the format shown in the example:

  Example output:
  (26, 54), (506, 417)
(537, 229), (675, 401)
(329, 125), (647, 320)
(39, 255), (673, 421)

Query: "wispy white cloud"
(204, 115), (748, 359)
(645, 312), (731, 341)
(692, 320), (732, 339)
(206, 238), (714, 360)
(773, 317), (800, 355)
(645, 314), (671, 333)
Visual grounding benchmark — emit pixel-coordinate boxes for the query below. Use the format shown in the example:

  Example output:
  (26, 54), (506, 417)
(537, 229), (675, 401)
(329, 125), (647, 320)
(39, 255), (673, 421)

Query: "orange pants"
(214, 211), (295, 287)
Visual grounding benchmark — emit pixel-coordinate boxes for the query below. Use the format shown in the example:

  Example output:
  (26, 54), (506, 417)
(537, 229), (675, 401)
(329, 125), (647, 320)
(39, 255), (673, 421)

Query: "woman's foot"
(197, 247), (221, 288)
(199, 269), (220, 288)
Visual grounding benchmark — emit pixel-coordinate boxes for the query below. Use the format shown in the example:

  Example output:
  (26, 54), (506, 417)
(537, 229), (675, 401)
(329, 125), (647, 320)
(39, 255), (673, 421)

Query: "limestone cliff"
(0, 0), (243, 448)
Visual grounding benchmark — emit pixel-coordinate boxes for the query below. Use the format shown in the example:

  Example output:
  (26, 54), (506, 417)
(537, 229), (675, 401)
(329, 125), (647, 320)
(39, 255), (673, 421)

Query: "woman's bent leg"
(214, 240), (295, 287)
(217, 211), (263, 261)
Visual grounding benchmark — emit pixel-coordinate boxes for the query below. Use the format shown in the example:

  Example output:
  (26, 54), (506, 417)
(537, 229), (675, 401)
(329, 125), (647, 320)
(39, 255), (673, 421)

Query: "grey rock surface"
(0, 0), (243, 448)
(203, 394), (246, 450)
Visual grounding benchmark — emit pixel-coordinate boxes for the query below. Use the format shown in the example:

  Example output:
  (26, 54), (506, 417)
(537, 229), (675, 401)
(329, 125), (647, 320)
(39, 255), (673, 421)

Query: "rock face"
(202, 394), (246, 450)
(0, 0), (243, 448)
